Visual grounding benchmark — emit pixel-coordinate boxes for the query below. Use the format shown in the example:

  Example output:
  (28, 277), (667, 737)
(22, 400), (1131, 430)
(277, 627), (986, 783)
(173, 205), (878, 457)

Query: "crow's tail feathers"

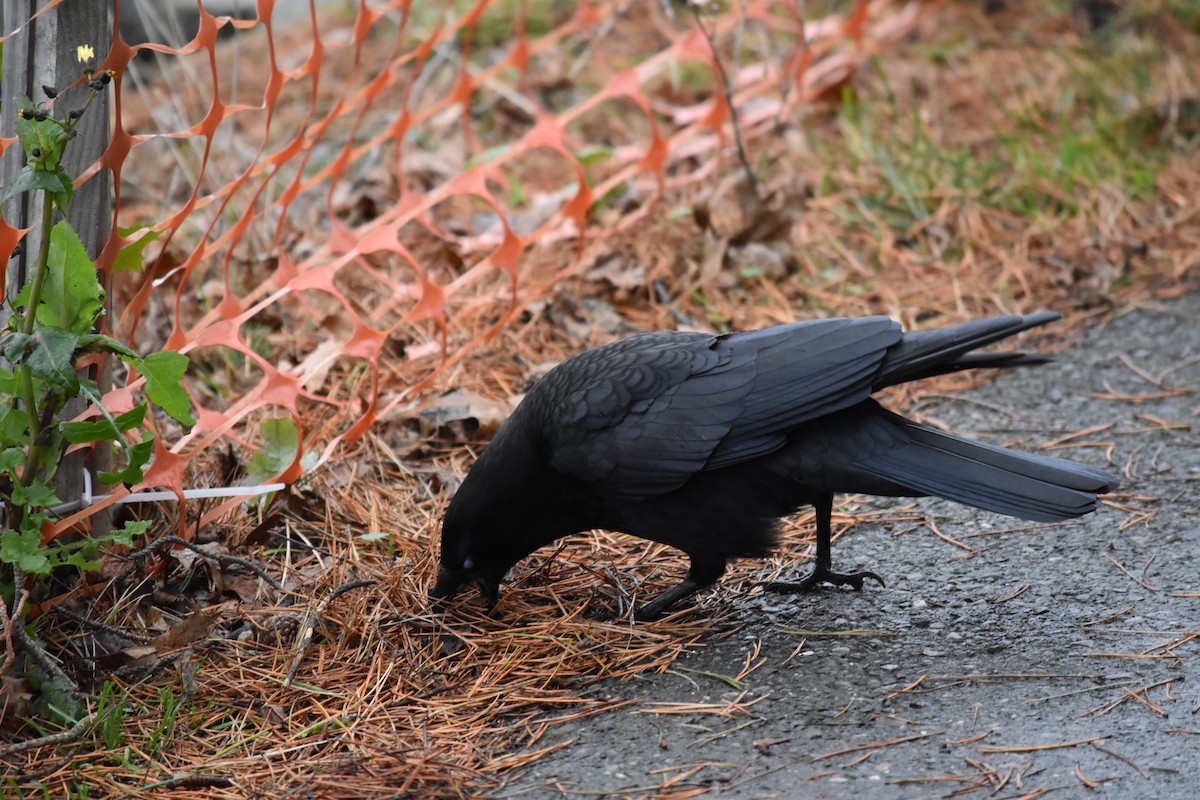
(857, 411), (1118, 523)
(875, 311), (1061, 389)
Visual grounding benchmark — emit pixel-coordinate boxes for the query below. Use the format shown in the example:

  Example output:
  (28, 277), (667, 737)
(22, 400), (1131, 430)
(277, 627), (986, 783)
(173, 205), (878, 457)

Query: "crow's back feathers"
(531, 314), (1073, 502)
(538, 317), (904, 499)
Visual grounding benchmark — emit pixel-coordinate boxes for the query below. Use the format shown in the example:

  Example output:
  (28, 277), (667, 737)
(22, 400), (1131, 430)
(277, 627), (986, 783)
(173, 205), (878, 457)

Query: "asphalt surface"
(501, 295), (1200, 799)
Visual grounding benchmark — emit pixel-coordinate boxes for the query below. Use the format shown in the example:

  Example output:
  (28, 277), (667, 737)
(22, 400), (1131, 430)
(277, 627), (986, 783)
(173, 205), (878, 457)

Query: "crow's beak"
(430, 565), (502, 610)
(431, 565), (466, 601)
(477, 577), (500, 609)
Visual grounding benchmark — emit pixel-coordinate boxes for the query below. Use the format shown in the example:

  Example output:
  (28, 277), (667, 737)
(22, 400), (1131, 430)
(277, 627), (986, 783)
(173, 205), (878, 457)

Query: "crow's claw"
(759, 567), (885, 595)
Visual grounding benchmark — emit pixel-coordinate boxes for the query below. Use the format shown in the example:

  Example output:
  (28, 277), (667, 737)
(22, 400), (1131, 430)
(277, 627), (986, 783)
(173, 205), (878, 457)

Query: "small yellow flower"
(76, 44), (95, 63)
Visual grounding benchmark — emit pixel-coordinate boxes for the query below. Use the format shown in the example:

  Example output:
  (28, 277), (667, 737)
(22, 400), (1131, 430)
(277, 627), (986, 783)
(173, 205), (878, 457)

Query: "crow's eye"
(463, 557), (475, 570)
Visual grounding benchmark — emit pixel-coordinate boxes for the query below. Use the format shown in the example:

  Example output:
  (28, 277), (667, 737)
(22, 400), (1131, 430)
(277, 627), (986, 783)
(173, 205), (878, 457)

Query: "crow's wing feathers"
(873, 311), (1061, 388)
(805, 404), (1119, 521)
(539, 318), (903, 499)
(539, 332), (748, 492)
(707, 318), (900, 468)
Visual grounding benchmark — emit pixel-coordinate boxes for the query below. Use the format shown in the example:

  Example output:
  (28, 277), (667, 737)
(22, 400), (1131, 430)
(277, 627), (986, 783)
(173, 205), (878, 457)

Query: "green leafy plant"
(0, 55), (193, 699)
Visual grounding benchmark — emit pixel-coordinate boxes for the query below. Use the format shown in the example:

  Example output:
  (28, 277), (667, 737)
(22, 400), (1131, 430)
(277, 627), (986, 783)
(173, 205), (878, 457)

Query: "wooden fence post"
(2, 0), (113, 533)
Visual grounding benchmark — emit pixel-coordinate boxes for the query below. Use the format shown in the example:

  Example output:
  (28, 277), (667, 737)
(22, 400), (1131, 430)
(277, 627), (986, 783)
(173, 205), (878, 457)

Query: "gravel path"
(502, 296), (1200, 799)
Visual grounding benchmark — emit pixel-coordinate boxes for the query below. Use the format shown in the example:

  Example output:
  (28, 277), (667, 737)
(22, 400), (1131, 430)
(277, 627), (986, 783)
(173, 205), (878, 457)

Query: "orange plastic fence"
(0, 0), (919, 534)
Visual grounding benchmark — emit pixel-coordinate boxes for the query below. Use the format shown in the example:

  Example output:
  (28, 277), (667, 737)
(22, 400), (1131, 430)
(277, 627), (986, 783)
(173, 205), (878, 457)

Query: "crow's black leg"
(760, 492), (885, 594)
(635, 558), (726, 621)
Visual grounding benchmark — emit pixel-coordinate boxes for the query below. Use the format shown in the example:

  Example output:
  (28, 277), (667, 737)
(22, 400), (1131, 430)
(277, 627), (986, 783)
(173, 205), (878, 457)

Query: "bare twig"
(6, 566), (84, 705)
(128, 534), (282, 590)
(0, 588), (20, 677)
(52, 604), (154, 645)
(0, 712), (92, 758)
(691, 2), (760, 198)
(284, 578), (378, 687)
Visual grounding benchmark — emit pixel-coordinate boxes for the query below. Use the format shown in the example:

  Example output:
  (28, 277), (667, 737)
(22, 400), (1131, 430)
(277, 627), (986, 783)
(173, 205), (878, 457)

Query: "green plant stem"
(16, 190), (57, 499)
(21, 190), (55, 338)
(13, 85), (104, 500)
(61, 84), (100, 139)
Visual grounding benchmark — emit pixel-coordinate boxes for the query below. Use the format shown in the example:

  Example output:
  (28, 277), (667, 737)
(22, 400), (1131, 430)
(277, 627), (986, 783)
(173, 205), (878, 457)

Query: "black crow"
(431, 312), (1117, 620)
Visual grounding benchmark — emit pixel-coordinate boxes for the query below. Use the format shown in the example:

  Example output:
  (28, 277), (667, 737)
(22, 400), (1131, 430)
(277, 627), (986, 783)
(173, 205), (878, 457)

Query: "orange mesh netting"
(2, 0), (919, 531)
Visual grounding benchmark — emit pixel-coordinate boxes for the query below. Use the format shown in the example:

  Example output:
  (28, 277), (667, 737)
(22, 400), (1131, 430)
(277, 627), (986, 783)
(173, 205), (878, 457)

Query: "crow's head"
(429, 480), (516, 611)
(430, 418), (562, 613)
(430, 379), (597, 614)
(429, 513), (513, 611)
(429, 557), (503, 609)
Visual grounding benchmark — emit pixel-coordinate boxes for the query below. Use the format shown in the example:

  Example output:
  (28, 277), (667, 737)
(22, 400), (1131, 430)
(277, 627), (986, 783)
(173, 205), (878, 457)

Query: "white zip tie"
(45, 468), (287, 517)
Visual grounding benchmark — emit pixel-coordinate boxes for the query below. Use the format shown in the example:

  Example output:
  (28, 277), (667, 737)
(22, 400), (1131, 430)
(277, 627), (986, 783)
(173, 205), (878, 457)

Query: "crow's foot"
(760, 566), (885, 594)
(633, 594), (684, 622)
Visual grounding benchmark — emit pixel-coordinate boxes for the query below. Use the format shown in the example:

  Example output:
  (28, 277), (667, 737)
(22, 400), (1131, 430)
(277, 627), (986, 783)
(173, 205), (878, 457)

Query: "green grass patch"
(821, 25), (1191, 247)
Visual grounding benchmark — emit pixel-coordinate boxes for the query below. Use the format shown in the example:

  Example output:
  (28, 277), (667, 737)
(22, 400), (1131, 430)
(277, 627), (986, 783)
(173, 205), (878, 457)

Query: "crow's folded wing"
(537, 317), (903, 499)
